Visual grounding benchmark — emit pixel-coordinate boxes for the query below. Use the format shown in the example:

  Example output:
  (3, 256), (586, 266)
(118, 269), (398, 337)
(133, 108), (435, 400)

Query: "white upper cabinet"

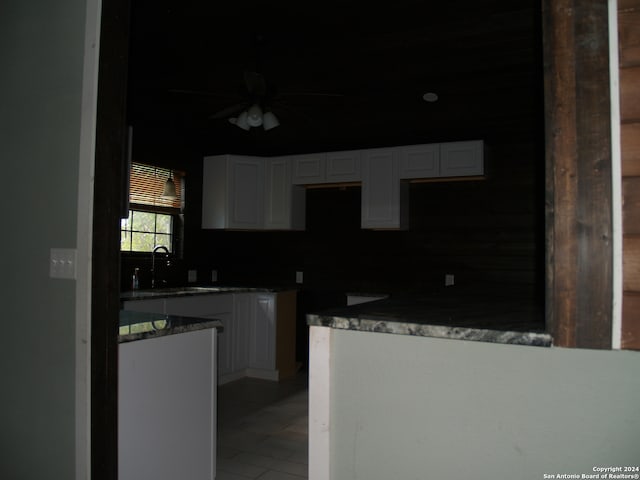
(291, 153), (327, 184)
(203, 140), (483, 230)
(439, 140), (484, 177)
(202, 155), (265, 229)
(291, 150), (361, 184)
(326, 150), (362, 182)
(399, 143), (440, 179)
(361, 148), (408, 230)
(264, 157), (305, 230)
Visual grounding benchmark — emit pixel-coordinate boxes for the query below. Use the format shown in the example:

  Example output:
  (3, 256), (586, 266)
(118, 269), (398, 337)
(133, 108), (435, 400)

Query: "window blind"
(129, 163), (184, 209)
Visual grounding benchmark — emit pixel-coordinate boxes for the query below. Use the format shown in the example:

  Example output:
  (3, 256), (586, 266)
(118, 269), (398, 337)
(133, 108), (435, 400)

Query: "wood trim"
(275, 290), (298, 380)
(308, 326), (332, 480)
(622, 177), (640, 234)
(623, 235), (640, 291)
(304, 181), (361, 189)
(408, 175), (486, 184)
(620, 66), (640, 120)
(622, 292), (640, 349)
(543, 0), (613, 348)
(617, 2), (640, 67)
(620, 0), (640, 349)
(92, 0), (130, 478)
(621, 123), (640, 176)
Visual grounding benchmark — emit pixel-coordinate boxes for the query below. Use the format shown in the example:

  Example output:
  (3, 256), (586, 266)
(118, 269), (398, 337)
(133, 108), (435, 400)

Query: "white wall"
(330, 329), (640, 479)
(0, 0), (96, 478)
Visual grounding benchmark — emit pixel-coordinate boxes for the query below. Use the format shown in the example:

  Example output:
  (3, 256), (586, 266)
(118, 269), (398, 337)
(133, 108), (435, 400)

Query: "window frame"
(120, 205), (178, 254)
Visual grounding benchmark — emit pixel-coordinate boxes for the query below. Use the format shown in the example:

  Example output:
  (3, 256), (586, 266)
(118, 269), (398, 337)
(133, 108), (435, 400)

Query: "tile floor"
(216, 374), (309, 480)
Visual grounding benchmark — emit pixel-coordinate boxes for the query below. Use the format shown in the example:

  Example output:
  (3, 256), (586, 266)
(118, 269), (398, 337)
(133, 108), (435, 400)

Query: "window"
(120, 210), (174, 252)
(120, 163), (185, 253)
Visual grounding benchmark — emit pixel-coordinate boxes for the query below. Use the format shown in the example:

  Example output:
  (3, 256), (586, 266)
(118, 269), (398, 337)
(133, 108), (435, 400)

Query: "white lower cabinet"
(215, 312), (234, 379)
(249, 294), (276, 375)
(122, 291), (296, 384)
(163, 294), (233, 318)
(121, 297), (165, 314)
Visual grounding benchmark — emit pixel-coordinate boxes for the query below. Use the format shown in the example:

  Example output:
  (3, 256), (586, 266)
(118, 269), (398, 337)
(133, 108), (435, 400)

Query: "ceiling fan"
(209, 69), (282, 131)
(169, 33), (347, 131)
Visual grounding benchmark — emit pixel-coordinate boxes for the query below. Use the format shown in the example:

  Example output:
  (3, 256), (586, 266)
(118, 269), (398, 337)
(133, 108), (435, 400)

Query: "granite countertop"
(121, 285), (295, 301)
(119, 310), (223, 343)
(307, 287), (552, 347)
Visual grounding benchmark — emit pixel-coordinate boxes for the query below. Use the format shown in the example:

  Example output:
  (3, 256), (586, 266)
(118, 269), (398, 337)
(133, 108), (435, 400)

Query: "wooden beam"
(92, 0), (130, 478)
(543, 0), (613, 348)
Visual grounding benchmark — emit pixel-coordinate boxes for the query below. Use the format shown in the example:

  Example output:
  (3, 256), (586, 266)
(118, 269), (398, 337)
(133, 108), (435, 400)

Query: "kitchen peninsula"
(118, 310), (222, 480)
(307, 288), (639, 480)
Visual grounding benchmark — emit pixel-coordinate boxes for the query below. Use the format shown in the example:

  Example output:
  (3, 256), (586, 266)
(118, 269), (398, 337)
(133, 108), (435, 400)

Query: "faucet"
(151, 245), (170, 289)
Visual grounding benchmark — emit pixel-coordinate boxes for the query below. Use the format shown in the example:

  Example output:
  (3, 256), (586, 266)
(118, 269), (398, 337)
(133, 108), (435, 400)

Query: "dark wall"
(178, 137), (544, 302)
(122, 114), (545, 302)
(121, 133), (544, 367)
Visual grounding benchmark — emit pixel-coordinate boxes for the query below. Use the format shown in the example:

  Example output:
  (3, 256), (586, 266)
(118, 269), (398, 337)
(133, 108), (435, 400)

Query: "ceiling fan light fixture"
(247, 104), (263, 127)
(235, 111), (250, 130)
(422, 92), (439, 102)
(262, 111), (280, 131)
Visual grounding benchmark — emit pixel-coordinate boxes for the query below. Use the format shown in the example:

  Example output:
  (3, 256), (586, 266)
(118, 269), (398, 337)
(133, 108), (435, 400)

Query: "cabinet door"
(399, 144), (440, 179)
(265, 157), (306, 230)
(228, 156), (265, 229)
(121, 298), (166, 314)
(361, 148), (408, 230)
(440, 140), (484, 177)
(216, 312), (234, 378)
(249, 294), (275, 370)
(163, 294), (233, 317)
(232, 294), (251, 372)
(161, 294), (234, 381)
(326, 150), (361, 182)
(202, 155), (229, 229)
(291, 153), (326, 184)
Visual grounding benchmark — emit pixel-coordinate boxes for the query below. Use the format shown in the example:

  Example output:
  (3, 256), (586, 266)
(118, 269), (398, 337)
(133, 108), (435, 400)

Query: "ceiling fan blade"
(209, 102), (248, 120)
(278, 92), (345, 98)
(169, 88), (240, 98)
(244, 71), (267, 97)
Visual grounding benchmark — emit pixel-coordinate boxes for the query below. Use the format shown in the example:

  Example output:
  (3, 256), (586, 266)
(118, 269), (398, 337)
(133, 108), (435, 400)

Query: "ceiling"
(127, 0), (543, 160)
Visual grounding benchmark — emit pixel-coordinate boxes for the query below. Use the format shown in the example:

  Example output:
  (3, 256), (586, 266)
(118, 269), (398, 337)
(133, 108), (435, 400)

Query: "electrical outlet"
(211, 270), (218, 282)
(187, 270), (197, 283)
(50, 248), (77, 279)
(445, 274), (455, 286)
(296, 271), (303, 284)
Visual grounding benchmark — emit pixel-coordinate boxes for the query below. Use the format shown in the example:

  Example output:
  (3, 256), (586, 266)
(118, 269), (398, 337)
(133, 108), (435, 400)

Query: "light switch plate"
(445, 274), (455, 286)
(296, 271), (303, 284)
(50, 248), (77, 279)
(211, 270), (218, 282)
(187, 269), (197, 283)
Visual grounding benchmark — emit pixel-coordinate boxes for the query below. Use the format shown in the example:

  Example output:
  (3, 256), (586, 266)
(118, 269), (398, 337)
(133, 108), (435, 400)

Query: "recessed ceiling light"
(423, 92), (439, 102)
